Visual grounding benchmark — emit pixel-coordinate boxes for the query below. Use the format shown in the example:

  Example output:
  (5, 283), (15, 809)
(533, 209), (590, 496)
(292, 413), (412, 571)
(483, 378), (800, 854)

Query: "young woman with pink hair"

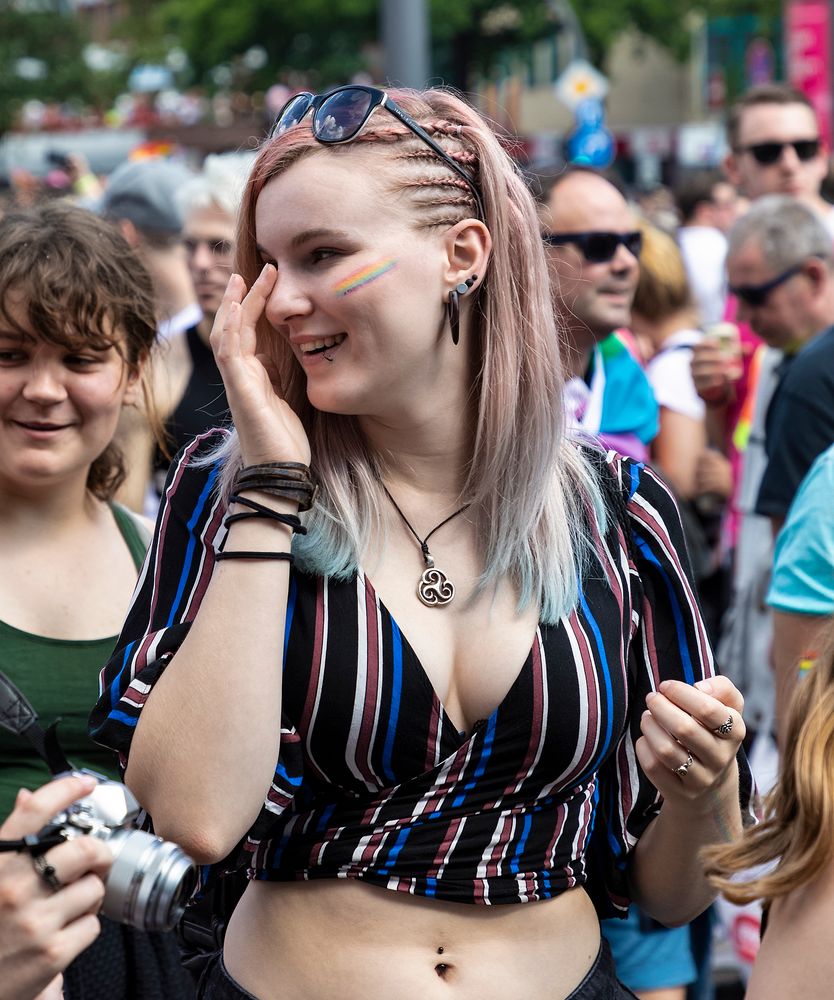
(91, 87), (754, 999)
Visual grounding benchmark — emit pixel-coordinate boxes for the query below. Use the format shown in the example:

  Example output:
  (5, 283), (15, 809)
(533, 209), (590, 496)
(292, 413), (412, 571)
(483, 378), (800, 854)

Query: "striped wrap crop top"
(90, 431), (755, 916)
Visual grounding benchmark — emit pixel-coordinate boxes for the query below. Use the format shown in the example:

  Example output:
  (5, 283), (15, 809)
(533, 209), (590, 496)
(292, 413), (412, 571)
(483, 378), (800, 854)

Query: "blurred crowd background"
(0, 0), (824, 205)
(3, 3), (834, 999)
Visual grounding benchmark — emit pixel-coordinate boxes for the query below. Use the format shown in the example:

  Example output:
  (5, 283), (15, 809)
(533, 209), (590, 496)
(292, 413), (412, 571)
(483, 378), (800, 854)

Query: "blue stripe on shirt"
(451, 715), (496, 807)
(283, 574), (298, 667)
(109, 640), (136, 711)
(634, 533), (695, 685)
(167, 463), (219, 628)
(377, 825), (411, 875)
(509, 812), (533, 874)
(579, 591), (615, 772)
(108, 709), (139, 728)
(382, 619), (403, 783)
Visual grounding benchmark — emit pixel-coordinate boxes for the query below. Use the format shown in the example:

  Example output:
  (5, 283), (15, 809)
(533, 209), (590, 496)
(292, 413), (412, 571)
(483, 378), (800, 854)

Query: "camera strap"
(0, 668), (74, 775)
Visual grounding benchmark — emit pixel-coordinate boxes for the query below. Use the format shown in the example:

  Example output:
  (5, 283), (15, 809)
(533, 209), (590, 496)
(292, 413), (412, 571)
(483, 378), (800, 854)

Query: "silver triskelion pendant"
(418, 555), (455, 606)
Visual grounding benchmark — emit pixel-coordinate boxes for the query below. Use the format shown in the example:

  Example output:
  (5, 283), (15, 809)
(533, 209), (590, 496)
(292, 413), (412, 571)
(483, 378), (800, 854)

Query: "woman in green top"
(0, 200), (193, 999)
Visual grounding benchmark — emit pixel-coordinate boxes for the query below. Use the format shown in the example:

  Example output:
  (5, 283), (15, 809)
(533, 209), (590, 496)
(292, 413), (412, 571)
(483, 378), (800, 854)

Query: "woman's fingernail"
(645, 692), (656, 704)
(696, 679), (714, 693)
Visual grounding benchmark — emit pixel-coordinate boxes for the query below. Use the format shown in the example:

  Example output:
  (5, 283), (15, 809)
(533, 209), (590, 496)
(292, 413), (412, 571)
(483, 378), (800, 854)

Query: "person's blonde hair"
(631, 222), (692, 323)
(205, 87), (607, 623)
(703, 616), (834, 904)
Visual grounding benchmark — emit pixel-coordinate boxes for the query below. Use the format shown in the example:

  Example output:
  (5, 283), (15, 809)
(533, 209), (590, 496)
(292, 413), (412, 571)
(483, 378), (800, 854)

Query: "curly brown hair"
(0, 200), (158, 499)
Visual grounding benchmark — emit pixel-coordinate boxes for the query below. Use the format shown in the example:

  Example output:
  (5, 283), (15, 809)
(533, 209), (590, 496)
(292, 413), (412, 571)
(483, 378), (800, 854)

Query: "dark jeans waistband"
(197, 939), (638, 1000)
(196, 953), (259, 1000)
(566, 938), (639, 999)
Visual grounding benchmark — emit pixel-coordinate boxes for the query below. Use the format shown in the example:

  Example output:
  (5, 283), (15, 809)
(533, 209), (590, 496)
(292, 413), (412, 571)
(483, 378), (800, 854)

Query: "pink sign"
(786, 0), (833, 150)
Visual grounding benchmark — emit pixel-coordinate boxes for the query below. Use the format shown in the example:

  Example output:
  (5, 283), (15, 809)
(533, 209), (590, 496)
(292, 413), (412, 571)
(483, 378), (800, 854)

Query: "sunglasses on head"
(270, 85), (485, 220)
(542, 230), (642, 263)
(739, 138), (820, 165)
(729, 261), (807, 307)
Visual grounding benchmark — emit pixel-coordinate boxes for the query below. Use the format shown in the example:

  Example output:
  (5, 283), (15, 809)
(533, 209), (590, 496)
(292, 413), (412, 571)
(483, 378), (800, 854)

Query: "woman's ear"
(122, 360), (144, 407)
(442, 218), (492, 289)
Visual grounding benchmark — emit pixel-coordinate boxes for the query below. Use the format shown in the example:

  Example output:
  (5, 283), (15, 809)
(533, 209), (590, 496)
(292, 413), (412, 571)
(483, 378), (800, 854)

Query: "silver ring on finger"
(673, 752), (694, 778)
(31, 853), (62, 892)
(713, 714), (734, 738)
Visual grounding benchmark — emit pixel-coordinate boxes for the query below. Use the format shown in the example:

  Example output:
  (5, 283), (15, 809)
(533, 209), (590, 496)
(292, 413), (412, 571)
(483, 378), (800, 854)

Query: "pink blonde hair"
(207, 87), (605, 622)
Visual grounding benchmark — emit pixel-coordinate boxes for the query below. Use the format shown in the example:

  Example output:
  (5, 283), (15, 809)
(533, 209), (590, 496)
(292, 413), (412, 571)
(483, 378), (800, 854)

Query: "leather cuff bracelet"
(233, 463), (319, 512)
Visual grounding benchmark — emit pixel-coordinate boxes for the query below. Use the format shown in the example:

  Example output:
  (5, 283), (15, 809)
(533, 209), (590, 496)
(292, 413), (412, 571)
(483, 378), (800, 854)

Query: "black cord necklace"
(382, 485), (470, 607)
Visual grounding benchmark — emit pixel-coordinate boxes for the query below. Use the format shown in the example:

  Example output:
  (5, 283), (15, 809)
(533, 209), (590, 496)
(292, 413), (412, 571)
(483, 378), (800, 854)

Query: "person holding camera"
(0, 774), (113, 1000)
(0, 202), (194, 998)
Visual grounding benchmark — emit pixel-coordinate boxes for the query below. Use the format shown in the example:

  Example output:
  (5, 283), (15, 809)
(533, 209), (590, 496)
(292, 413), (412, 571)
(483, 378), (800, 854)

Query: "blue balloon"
(575, 98), (605, 128)
(567, 99), (615, 167)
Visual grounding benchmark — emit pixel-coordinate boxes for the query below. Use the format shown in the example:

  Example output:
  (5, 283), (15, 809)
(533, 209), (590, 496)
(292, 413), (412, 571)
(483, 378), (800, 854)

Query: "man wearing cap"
(98, 157), (202, 340)
(97, 158), (202, 512)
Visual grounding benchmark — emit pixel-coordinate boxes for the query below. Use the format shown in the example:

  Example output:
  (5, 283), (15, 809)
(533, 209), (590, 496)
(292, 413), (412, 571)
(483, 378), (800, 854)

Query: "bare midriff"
(223, 879), (601, 1000)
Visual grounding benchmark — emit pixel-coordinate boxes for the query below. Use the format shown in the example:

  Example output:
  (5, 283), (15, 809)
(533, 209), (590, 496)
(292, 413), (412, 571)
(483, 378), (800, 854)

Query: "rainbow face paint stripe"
(333, 258), (398, 296)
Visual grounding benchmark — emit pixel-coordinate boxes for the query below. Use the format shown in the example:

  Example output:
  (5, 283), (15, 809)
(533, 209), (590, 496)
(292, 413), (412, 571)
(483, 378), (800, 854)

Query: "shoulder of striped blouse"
(160, 426), (234, 485)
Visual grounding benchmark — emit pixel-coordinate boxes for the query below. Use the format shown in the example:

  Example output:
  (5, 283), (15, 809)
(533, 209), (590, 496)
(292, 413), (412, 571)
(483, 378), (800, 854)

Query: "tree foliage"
(127, 0), (563, 93)
(139, 0), (784, 90)
(1, 0), (788, 133)
(0, 3), (140, 133)
(124, 0), (378, 92)
(575, 0), (782, 64)
(0, 8), (118, 131)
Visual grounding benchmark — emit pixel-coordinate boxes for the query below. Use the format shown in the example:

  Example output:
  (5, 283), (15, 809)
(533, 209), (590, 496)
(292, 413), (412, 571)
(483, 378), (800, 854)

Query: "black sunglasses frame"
(728, 261), (807, 307)
(739, 138), (821, 165)
(271, 85), (485, 221)
(542, 230), (643, 263)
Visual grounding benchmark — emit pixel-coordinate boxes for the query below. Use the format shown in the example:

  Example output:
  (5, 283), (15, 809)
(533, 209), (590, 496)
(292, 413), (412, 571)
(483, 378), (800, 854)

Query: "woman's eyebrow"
(256, 230), (353, 260)
(291, 228), (352, 248)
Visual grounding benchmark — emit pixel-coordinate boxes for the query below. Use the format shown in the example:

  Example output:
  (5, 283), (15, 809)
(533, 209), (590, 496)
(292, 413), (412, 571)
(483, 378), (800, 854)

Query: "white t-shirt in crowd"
(677, 226), (727, 327)
(645, 329), (705, 422)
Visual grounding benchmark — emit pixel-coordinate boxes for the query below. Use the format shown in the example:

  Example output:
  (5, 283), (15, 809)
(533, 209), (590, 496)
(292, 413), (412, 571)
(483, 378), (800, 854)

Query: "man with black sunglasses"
(723, 83), (834, 236)
(532, 166), (657, 464)
(715, 196), (834, 751)
(722, 196), (834, 535)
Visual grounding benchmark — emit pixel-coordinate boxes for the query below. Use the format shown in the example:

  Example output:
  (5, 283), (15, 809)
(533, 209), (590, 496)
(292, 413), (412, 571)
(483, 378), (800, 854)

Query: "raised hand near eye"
(211, 266), (311, 468)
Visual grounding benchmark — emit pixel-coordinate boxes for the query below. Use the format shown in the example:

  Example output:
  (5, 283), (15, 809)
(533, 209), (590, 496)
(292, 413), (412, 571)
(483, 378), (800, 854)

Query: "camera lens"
(100, 828), (197, 932)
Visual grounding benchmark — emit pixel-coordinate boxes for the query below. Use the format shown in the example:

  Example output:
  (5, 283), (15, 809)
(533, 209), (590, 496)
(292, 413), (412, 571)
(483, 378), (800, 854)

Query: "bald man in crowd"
(534, 166), (658, 463)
